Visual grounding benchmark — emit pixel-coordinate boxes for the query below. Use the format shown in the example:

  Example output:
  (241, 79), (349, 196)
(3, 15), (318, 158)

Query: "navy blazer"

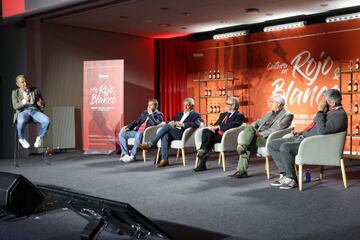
(172, 111), (201, 130)
(127, 110), (164, 131)
(215, 111), (245, 132)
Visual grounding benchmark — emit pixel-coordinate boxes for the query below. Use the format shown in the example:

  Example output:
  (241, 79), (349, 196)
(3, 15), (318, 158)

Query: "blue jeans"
(119, 130), (143, 157)
(16, 108), (51, 138)
(149, 124), (183, 161)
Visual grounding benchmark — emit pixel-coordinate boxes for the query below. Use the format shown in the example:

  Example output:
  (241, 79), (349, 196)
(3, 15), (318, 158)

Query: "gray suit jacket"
(252, 108), (294, 138)
(12, 87), (44, 124)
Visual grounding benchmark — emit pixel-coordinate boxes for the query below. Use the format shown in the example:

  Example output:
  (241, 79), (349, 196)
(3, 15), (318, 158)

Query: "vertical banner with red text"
(83, 60), (124, 154)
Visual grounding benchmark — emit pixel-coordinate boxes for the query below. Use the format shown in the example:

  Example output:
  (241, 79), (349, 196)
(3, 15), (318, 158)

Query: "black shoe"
(233, 171), (248, 178)
(193, 165), (207, 172)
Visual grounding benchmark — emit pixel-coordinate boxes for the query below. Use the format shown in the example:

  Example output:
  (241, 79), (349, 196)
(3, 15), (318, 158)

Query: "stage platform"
(1, 150), (360, 240)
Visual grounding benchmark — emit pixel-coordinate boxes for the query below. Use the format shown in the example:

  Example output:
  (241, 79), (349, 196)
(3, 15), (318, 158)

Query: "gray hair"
(227, 96), (239, 110)
(270, 94), (286, 107)
(184, 98), (195, 107)
(324, 89), (342, 106)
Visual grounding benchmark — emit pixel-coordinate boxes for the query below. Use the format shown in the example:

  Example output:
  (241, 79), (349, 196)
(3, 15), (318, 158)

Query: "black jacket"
(172, 111), (201, 130)
(215, 111), (245, 132)
(127, 110), (164, 131)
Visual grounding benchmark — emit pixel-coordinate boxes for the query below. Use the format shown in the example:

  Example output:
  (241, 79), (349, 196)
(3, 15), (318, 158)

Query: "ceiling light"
(245, 8), (260, 14)
(213, 30), (249, 40)
(264, 21), (305, 32)
(326, 12), (360, 23)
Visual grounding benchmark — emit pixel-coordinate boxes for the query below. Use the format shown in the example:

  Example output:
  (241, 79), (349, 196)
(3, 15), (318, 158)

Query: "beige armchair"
(156, 123), (203, 166)
(295, 131), (347, 191)
(256, 127), (295, 179)
(122, 122), (165, 162)
(195, 123), (246, 171)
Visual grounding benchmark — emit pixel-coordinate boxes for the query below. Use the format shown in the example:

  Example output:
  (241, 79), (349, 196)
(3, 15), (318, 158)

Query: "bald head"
(16, 75), (28, 90)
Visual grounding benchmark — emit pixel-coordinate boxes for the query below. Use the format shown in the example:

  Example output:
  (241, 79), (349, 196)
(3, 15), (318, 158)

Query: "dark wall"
(0, 22), (27, 159)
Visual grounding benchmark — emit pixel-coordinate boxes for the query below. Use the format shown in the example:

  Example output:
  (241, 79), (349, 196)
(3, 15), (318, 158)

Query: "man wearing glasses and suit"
(194, 96), (245, 172)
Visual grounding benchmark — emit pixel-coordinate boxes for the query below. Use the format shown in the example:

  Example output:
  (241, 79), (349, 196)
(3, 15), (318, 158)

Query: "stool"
(14, 122), (50, 167)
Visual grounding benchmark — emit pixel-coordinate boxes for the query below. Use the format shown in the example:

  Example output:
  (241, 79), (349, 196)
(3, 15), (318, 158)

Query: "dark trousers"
(199, 129), (223, 166)
(149, 124), (183, 161)
(267, 136), (302, 179)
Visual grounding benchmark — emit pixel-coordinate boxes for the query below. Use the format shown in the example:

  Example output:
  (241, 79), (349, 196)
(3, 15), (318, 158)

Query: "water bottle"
(305, 169), (311, 183)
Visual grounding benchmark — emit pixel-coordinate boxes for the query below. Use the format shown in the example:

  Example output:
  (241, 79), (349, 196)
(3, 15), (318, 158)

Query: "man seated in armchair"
(229, 94), (294, 178)
(194, 96), (245, 172)
(140, 98), (201, 168)
(267, 89), (347, 189)
(119, 98), (164, 162)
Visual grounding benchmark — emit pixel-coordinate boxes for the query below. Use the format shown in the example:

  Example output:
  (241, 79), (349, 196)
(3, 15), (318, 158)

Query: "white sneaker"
(270, 175), (285, 186)
(19, 138), (30, 149)
(120, 154), (130, 162)
(279, 177), (298, 190)
(122, 155), (134, 163)
(34, 137), (43, 148)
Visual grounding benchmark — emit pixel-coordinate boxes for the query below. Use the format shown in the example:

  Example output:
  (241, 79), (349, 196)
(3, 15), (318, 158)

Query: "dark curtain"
(156, 37), (188, 121)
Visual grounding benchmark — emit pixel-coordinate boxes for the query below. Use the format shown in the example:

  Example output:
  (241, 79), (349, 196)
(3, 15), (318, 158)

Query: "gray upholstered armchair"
(194, 123), (246, 171)
(295, 131), (347, 191)
(124, 122), (165, 162)
(257, 127), (295, 179)
(156, 123), (203, 166)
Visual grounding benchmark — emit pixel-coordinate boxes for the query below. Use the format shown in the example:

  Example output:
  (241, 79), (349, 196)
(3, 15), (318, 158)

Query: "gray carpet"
(1, 150), (360, 240)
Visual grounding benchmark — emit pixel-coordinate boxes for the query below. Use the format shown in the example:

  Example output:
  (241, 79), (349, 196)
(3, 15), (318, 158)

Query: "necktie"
(218, 113), (231, 135)
(223, 113), (230, 124)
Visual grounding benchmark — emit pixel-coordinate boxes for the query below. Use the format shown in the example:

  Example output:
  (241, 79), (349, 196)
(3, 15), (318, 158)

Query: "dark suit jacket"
(172, 111), (201, 130)
(302, 107), (347, 138)
(12, 87), (44, 124)
(127, 110), (164, 131)
(215, 111), (245, 132)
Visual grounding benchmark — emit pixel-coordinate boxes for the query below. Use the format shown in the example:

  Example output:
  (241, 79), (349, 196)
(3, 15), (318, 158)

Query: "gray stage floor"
(1, 150), (360, 240)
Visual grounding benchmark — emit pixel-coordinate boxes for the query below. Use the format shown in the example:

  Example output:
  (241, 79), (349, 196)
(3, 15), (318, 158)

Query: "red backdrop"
(187, 19), (360, 153)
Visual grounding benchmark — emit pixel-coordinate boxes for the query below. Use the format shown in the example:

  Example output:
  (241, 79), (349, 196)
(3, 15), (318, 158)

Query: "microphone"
(25, 88), (30, 104)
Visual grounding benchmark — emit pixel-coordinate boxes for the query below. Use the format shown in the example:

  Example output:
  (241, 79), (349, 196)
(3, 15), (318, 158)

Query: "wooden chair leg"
(298, 165), (303, 191)
(176, 149), (180, 161)
(320, 166), (324, 180)
(181, 149), (186, 166)
(221, 152), (226, 171)
(218, 153), (221, 165)
(265, 157), (270, 180)
(156, 148), (161, 164)
(195, 156), (198, 168)
(340, 159), (348, 189)
(142, 150), (146, 162)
